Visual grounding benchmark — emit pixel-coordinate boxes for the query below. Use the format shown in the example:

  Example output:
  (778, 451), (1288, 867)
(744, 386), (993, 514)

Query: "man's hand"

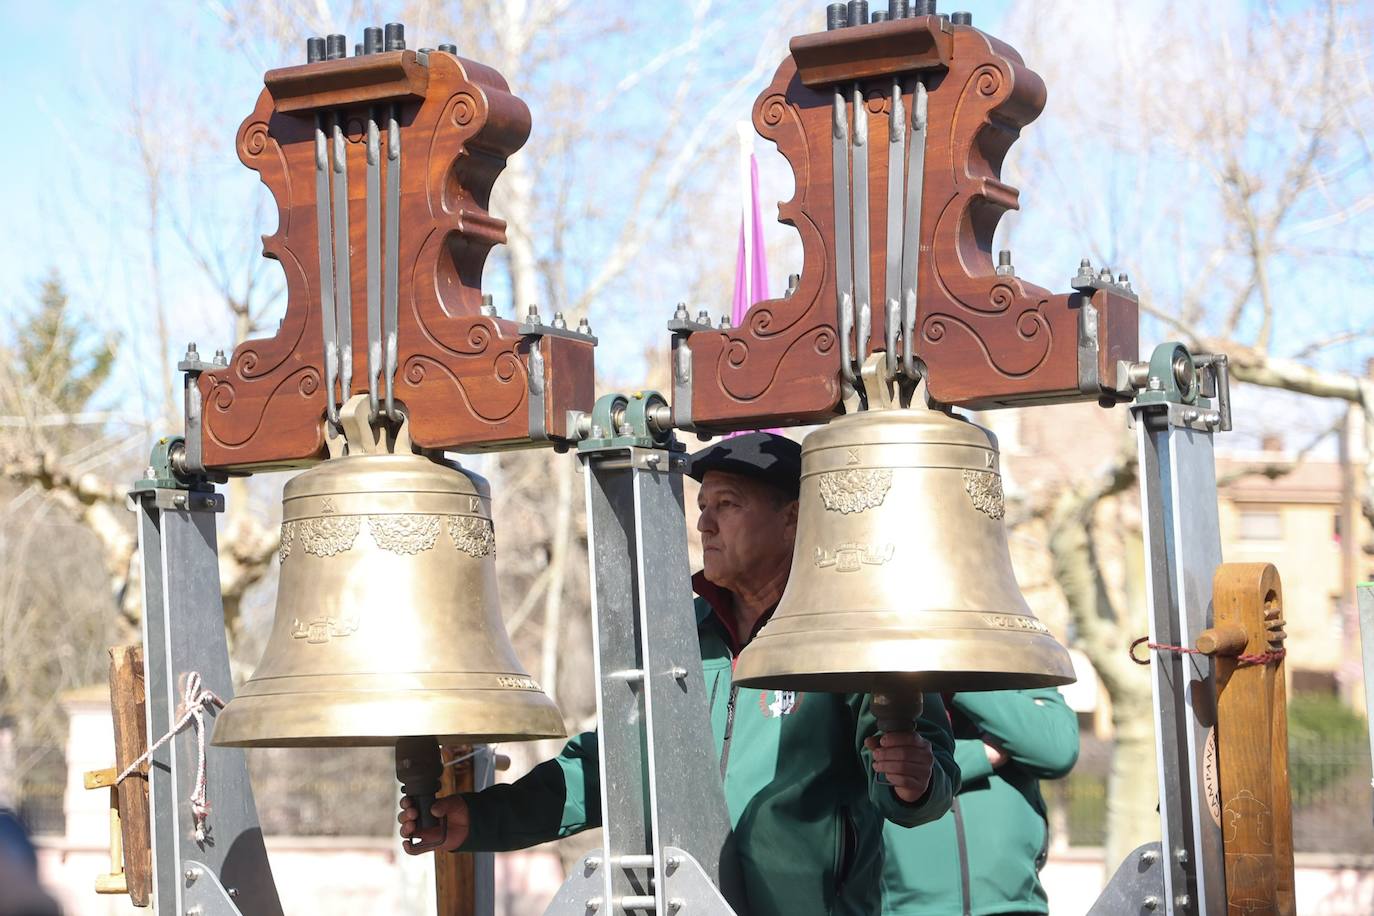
(983, 739), (1009, 768)
(865, 731), (934, 803)
(398, 794), (470, 855)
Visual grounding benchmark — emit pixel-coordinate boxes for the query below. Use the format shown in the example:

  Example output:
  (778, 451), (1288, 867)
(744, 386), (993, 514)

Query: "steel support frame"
(135, 485), (282, 916)
(544, 446), (742, 915)
(1128, 401), (1227, 916)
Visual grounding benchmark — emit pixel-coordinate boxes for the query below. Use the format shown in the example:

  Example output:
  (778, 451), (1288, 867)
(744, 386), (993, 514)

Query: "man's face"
(695, 471), (798, 592)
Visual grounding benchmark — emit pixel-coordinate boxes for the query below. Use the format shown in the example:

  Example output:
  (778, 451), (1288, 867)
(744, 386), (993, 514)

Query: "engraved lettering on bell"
(497, 675), (540, 691)
(814, 542), (895, 572)
(962, 469), (1005, 519)
(297, 513), (363, 557)
(367, 513), (441, 554)
(818, 468), (893, 514)
(449, 515), (496, 558)
(290, 611), (360, 644)
(979, 614), (1048, 633)
(278, 522), (294, 563)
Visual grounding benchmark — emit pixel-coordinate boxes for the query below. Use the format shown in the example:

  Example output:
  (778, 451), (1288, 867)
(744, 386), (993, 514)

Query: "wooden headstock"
(672, 12), (1137, 432)
(198, 42), (594, 471)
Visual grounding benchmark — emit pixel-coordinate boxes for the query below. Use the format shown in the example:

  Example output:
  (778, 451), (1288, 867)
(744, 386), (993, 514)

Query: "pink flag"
(730, 126), (780, 436)
(731, 152), (770, 325)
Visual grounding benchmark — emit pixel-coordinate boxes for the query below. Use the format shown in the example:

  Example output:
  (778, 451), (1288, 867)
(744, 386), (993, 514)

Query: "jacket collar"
(692, 570), (776, 656)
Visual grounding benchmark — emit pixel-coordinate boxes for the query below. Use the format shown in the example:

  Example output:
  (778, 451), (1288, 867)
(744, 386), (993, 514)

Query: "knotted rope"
(115, 671), (225, 842)
(1129, 636), (1286, 668)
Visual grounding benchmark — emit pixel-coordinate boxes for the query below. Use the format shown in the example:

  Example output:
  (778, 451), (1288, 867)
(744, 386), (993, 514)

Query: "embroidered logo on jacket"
(758, 689), (802, 718)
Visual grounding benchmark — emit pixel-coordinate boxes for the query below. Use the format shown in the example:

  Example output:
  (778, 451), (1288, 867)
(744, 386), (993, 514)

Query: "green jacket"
(880, 688), (1079, 916)
(460, 582), (960, 916)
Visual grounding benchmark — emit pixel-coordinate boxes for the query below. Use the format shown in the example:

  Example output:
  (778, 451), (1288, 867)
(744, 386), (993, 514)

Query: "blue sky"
(3, 0), (1366, 458)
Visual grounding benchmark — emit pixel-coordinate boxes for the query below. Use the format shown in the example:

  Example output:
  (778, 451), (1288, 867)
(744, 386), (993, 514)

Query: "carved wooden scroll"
(673, 15), (1137, 431)
(200, 47), (594, 471)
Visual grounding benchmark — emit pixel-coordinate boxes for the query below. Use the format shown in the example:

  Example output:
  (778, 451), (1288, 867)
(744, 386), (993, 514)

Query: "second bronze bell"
(213, 445), (564, 749)
(734, 383), (1075, 698)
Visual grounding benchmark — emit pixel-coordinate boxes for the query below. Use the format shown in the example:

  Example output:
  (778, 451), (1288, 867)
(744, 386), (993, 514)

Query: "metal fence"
(1050, 733), (1374, 852)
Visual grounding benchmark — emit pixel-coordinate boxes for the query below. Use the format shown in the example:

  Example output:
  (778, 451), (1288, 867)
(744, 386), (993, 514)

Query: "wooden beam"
(434, 745), (476, 916)
(109, 645), (152, 906)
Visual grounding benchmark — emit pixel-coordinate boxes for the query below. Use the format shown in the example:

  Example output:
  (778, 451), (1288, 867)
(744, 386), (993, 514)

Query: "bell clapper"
(396, 735), (447, 850)
(871, 687), (925, 735)
(871, 689), (925, 787)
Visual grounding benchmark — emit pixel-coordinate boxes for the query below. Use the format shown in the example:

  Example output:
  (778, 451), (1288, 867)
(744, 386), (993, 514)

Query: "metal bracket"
(1130, 343), (1231, 434)
(546, 848), (736, 916)
(175, 345), (229, 482)
(1088, 843), (1167, 915)
(519, 313), (598, 443)
(1071, 264), (1139, 403)
(131, 438), (227, 507)
(577, 391), (677, 453)
(519, 316), (599, 345)
(667, 308), (714, 433)
(183, 859), (248, 916)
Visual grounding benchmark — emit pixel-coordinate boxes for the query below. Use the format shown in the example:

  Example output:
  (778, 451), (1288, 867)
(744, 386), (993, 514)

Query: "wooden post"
(1207, 563), (1295, 916)
(434, 744), (476, 916)
(109, 645), (152, 906)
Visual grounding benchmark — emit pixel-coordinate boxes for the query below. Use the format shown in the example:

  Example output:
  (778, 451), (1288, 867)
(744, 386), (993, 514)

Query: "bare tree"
(994, 0), (1374, 868)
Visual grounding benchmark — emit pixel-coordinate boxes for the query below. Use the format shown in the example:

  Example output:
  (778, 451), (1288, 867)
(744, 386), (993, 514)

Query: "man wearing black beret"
(403, 432), (958, 916)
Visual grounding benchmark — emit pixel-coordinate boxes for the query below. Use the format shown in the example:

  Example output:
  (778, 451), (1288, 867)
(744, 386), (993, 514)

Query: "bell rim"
(210, 687), (567, 748)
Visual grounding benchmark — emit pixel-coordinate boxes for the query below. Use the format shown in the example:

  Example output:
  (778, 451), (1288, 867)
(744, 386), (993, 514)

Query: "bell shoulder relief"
(818, 467), (894, 513)
(961, 468), (1005, 520)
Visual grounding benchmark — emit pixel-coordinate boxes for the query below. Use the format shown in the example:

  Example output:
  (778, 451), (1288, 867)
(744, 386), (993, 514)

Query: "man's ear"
(785, 499), (799, 530)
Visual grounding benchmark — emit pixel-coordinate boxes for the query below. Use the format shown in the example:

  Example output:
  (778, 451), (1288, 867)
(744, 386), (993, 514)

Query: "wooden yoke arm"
(672, 11), (1137, 433)
(194, 41), (594, 473)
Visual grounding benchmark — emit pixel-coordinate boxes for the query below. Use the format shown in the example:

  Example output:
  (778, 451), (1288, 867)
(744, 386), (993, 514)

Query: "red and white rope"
(116, 671), (225, 841)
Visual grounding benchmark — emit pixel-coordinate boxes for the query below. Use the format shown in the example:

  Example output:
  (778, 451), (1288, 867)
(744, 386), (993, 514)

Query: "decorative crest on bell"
(733, 356), (1075, 710)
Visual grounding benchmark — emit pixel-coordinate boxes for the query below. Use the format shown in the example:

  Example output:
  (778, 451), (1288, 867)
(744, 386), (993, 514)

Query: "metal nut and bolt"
(1139, 849), (1158, 866)
(1142, 895), (1160, 910)
(185, 907), (204, 916)
(1175, 894), (1191, 908)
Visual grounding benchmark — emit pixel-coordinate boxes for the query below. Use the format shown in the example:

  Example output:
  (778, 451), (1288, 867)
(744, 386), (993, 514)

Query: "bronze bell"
(733, 364), (1075, 706)
(213, 403), (564, 749)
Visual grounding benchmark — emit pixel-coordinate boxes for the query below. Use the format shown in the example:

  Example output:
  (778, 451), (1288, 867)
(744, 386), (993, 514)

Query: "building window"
(1237, 508), (1283, 541)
